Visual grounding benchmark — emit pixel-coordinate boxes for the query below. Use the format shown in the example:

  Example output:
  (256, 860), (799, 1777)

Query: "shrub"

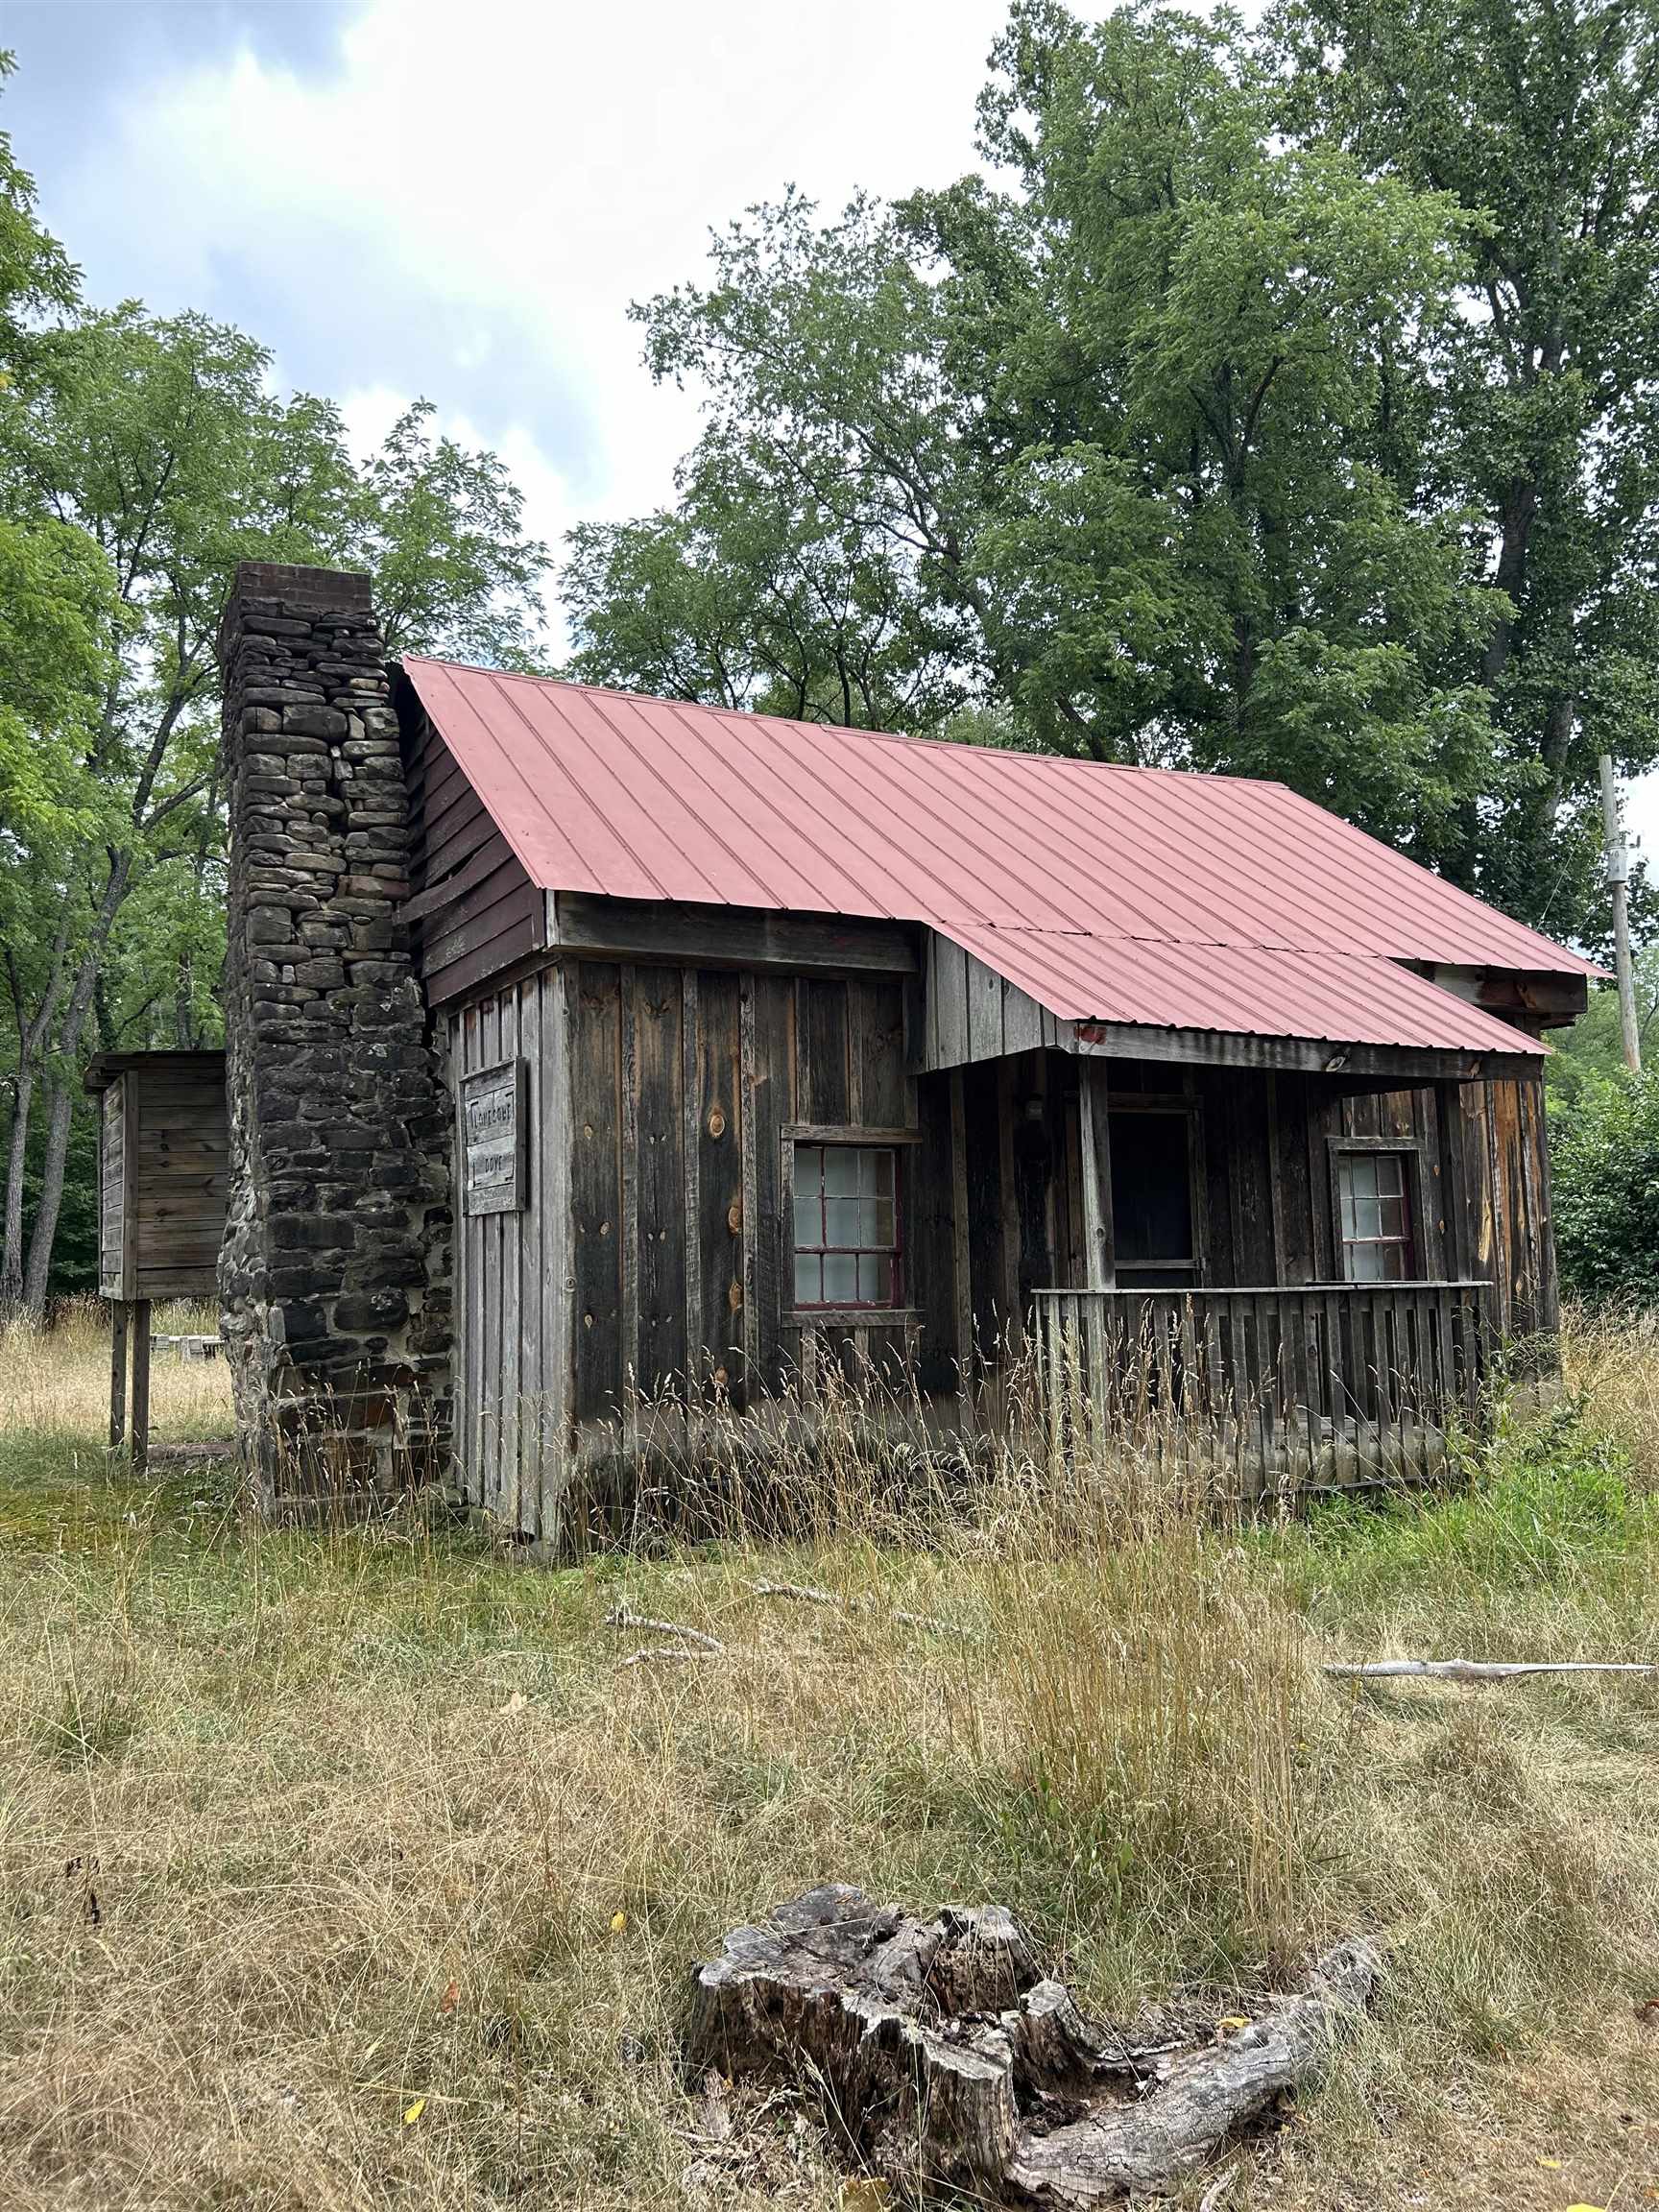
(1550, 1070), (1659, 1306)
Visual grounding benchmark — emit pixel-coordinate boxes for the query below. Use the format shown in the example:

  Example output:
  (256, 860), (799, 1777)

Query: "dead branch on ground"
(1327, 1657), (1656, 1684)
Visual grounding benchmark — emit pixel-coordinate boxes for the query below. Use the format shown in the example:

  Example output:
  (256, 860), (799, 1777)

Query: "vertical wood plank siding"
(449, 956), (943, 1534)
(446, 938), (1556, 1537)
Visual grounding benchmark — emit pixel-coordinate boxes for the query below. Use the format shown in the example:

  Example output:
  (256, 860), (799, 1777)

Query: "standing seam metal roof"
(402, 658), (1597, 1059)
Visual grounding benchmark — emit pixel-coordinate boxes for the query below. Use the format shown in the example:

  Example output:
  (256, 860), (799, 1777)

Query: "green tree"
(0, 301), (551, 1311)
(565, 191), (978, 728)
(1547, 953), (1659, 1103)
(0, 53), (116, 1314)
(358, 399), (550, 669)
(1269, 0), (1659, 932)
(564, 4), (1502, 858)
(1551, 1065), (1659, 1303)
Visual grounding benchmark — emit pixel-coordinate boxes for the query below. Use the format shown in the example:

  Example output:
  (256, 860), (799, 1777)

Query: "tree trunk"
(688, 1886), (1380, 2205)
(1481, 478), (1537, 690)
(22, 1071), (74, 1320)
(0, 1059), (36, 1314)
(19, 855), (132, 1318)
(1, 930), (71, 1316)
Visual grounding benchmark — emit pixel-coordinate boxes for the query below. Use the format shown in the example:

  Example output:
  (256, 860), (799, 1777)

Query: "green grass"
(0, 1332), (1656, 2209)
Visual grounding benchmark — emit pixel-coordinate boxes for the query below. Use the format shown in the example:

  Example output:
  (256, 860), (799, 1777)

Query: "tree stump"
(687, 1885), (1380, 2203)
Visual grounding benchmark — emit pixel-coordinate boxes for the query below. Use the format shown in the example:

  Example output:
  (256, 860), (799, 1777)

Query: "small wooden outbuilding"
(84, 1050), (228, 1467)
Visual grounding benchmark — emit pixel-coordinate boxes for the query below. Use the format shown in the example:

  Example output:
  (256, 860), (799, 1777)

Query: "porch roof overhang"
(921, 924), (1549, 1082)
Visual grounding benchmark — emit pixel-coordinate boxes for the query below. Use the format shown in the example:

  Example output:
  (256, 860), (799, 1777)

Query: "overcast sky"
(1, 0), (1007, 586)
(4, 0), (1654, 866)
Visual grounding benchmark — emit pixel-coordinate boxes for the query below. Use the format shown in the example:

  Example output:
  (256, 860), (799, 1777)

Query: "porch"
(1031, 1279), (1497, 1497)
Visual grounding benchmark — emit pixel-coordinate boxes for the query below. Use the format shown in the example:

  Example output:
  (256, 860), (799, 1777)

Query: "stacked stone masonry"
(218, 562), (452, 1512)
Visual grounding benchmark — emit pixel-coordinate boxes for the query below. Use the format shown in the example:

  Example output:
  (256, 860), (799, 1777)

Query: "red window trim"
(791, 1140), (903, 1310)
(1335, 1144), (1418, 1281)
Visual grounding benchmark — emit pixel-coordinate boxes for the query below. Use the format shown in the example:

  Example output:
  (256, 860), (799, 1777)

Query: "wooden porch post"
(1077, 1059), (1115, 1291)
(1076, 1059), (1114, 1430)
(949, 1069), (975, 1432)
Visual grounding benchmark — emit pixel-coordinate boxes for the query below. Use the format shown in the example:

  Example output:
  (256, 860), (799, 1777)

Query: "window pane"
(825, 1147), (859, 1196)
(859, 1253), (893, 1303)
(873, 1150), (895, 1196)
(1109, 1112), (1193, 1266)
(871, 1196), (895, 1247)
(798, 1146), (823, 1190)
(825, 1197), (861, 1247)
(794, 1192), (822, 1248)
(794, 1254), (821, 1304)
(823, 1251), (857, 1302)
(1339, 1149), (1415, 1281)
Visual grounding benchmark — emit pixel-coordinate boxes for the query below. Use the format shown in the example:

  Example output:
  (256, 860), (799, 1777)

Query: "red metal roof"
(403, 659), (1596, 1058)
(943, 924), (1547, 1058)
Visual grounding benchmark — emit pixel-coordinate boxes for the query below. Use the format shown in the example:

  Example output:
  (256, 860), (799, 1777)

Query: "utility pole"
(1599, 753), (1642, 1074)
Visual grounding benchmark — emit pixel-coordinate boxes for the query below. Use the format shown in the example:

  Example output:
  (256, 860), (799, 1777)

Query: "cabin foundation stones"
(218, 562), (452, 1515)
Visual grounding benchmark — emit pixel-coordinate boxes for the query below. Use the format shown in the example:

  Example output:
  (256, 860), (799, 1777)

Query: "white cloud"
(40, 0), (1010, 611)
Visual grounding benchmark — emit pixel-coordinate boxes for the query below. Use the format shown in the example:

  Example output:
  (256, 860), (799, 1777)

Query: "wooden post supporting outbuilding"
(108, 1298), (129, 1454)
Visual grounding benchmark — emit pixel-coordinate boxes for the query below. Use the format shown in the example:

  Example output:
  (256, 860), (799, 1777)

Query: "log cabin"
(215, 564), (1599, 1532)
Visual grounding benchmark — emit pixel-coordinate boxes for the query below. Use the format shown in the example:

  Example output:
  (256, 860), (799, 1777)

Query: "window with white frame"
(1336, 1148), (1417, 1281)
(791, 1142), (900, 1309)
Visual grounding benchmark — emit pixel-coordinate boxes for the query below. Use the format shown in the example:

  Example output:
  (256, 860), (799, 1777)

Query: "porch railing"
(1031, 1281), (1497, 1496)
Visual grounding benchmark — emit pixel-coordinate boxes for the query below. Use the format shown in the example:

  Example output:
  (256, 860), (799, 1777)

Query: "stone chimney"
(218, 562), (451, 1513)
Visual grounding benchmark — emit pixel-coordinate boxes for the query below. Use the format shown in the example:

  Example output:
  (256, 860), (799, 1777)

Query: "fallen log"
(605, 1601), (723, 1653)
(1327, 1657), (1657, 1683)
(750, 1578), (978, 1641)
(687, 1886), (1379, 2204)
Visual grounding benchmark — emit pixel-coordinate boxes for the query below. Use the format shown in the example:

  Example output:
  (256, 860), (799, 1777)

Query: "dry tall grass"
(0, 1310), (1655, 2210)
(0, 1297), (229, 1443)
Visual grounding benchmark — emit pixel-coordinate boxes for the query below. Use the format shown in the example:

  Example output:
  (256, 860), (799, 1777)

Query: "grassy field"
(1, 1306), (1656, 2210)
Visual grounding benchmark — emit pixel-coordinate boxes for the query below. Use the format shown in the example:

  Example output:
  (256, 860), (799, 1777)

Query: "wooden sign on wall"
(462, 1058), (528, 1215)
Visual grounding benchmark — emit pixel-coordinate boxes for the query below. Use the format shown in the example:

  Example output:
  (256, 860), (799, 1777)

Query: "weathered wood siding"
(445, 949), (1556, 1540)
(993, 1058), (1556, 1343)
(445, 955), (956, 1536)
(446, 965), (570, 1542)
(403, 703), (544, 1006)
(96, 1061), (228, 1302)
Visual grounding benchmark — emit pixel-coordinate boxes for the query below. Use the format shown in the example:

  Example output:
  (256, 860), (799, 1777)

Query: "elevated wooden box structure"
(85, 1050), (228, 1468)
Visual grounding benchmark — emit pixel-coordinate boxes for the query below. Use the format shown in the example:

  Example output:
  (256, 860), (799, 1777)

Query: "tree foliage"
(0, 60), (550, 1310)
(563, 0), (1659, 922)
(1551, 1065), (1659, 1306)
(1269, 0), (1659, 936)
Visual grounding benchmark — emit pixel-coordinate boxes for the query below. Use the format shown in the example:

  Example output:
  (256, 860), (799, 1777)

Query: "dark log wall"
(445, 954), (954, 1539)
